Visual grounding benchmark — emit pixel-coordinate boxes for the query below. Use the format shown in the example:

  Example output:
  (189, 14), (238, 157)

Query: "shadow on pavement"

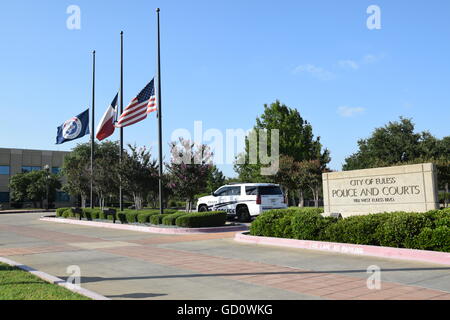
(106, 292), (167, 299)
(72, 266), (450, 284)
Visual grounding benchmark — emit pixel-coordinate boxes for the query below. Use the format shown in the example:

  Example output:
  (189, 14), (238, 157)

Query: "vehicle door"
(212, 186), (232, 212)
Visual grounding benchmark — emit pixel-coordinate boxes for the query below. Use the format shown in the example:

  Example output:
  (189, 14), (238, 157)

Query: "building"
(0, 148), (75, 209)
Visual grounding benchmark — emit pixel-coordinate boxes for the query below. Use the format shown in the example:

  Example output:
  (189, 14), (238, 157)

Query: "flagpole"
(90, 50), (96, 209)
(156, 8), (164, 215)
(119, 31), (124, 212)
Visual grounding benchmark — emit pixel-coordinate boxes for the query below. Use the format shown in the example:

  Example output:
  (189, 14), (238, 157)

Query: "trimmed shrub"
(250, 209), (297, 238)
(414, 226), (450, 252)
(250, 207), (326, 238)
(150, 214), (170, 225)
(82, 208), (92, 220)
(323, 213), (391, 245)
(175, 211), (227, 228)
(126, 211), (139, 223)
(56, 208), (70, 217)
(291, 211), (336, 241)
(82, 208), (103, 220)
(137, 212), (157, 224)
(249, 208), (450, 252)
(376, 212), (434, 248)
(424, 209), (450, 228)
(162, 212), (187, 226)
(62, 209), (71, 218)
(430, 226), (450, 252)
(90, 209), (102, 220)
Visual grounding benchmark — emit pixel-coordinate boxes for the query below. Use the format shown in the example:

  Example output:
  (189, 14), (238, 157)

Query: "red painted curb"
(40, 217), (248, 234)
(234, 232), (450, 266)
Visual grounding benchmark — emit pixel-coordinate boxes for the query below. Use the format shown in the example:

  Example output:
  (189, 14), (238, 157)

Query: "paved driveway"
(1, 213), (450, 300)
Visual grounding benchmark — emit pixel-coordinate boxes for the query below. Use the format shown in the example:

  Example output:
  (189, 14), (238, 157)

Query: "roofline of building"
(0, 147), (71, 154)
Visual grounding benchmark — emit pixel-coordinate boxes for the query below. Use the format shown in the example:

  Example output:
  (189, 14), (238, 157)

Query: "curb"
(234, 232), (450, 266)
(0, 256), (110, 300)
(40, 216), (249, 235)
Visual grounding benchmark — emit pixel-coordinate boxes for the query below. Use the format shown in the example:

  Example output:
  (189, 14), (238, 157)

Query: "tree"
(9, 173), (30, 205)
(93, 141), (120, 209)
(9, 170), (61, 208)
(62, 143), (92, 207)
(343, 117), (450, 188)
(344, 117), (422, 169)
(118, 145), (159, 210)
(166, 138), (213, 212)
(273, 155), (298, 206)
(294, 160), (326, 208)
(206, 165), (226, 194)
(235, 100), (330, 182)
(63, 141), (123, 208)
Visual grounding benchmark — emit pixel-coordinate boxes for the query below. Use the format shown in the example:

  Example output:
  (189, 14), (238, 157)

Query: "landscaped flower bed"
(55, 208), (227, 228)
(250, 207), (450, 252)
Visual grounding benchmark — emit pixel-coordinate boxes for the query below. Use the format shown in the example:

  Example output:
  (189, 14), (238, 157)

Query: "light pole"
(44, 165), (50, 210)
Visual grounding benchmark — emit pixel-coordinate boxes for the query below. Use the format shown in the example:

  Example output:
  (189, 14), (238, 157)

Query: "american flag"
(115, 79), (157, 128)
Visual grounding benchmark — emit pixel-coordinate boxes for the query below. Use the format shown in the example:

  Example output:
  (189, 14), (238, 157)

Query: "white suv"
(197, 183), (287, 222)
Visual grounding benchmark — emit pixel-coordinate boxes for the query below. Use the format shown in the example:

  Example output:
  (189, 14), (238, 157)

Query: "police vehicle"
(196, 183), (287, 222)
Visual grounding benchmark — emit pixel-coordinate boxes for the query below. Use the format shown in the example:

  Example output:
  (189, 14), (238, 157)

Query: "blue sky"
(1, 0), (449, 177)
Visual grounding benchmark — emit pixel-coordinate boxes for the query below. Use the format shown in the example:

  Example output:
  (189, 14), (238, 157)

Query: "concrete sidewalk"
(0, 209), (54, 214)
(1, 212), (450, 300)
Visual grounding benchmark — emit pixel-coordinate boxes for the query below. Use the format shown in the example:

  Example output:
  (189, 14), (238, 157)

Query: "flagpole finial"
(156, 8), (160, 12)
(120, 31), (123, 35)
(93, 50), (96, 55)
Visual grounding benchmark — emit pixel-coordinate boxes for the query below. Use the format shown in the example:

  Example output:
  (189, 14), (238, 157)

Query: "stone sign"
(322, 163), (439, 217)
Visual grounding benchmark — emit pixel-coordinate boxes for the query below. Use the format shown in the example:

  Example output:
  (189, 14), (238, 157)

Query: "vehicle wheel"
(198, 205), (208, 212)
(237, 206), (251, 222)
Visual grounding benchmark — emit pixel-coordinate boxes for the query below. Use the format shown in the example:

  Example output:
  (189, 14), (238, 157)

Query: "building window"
(52, 167), (61, 174)
(0, 192), (9, 203)
(22, 166), (41, 173)
(56, 191), (70, 202)
(0, 166), (10, 175)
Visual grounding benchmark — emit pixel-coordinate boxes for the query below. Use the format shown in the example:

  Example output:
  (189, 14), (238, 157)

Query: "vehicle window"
(214, 187), (230, 196)
(258, 186), (283, 195)
(229, 187), (241, 196)
(245, 186), (258, 195)
(215, 186), (241, 196)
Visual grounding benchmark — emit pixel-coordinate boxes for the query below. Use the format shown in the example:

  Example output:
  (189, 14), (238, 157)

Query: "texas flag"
(96, 93), (118, 141)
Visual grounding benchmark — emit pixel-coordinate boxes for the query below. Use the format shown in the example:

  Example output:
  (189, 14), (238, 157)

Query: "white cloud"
(293, 64), (335, 81)
(338, 60), (360, 70)
(338, 53), (385, 70)
(337, 106), (365, 117)
(362, 53), (384, 64)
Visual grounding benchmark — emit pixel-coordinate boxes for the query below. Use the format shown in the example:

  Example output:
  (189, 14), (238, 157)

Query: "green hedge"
(137, 211), (162, 223)
(56, 208), (70, 217)
(150, 214), (170, 225)
(162, 212), (188, 226)
(175, 211), (227, 228)
(250, 208), (450, 252)
(56, 207), (228, 229)
(82, 208), (103, 220)
(250, 208), (325, 238)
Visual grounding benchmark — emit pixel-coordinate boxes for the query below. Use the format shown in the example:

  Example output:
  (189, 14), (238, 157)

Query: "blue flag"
(56, 109), (90, 145)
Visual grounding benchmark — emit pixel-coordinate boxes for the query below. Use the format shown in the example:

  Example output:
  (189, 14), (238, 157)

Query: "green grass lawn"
(0, 263), (91, 300)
